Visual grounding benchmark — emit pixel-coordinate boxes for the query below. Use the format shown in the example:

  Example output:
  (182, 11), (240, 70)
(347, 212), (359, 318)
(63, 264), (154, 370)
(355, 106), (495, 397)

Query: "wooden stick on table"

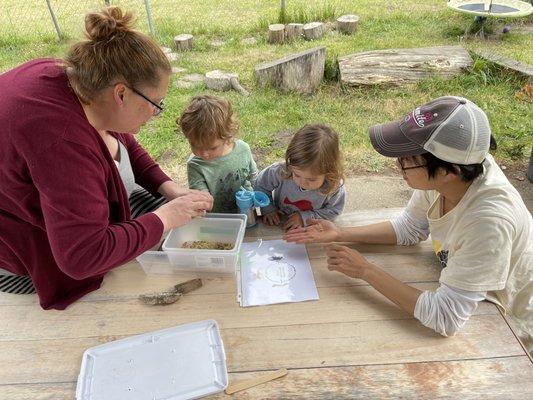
(225, 368), (288, 395)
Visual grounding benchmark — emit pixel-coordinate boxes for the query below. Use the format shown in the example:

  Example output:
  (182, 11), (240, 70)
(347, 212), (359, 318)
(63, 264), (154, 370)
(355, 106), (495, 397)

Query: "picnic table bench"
(1, 209), (532, 399)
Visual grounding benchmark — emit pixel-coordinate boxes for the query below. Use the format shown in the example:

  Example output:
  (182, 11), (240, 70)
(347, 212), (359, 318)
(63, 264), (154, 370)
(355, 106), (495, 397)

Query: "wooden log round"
(205, 70), (249, 96)
(303, 22), (324, 40)
(285, 23), (304, 41)
(173, 34), (193, 51)
(268, 24), (285, 44)
(336, 15), (359, 35)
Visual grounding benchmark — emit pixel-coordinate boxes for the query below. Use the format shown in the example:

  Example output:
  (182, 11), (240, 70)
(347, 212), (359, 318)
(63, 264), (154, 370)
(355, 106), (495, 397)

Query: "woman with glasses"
(0, 7), (212, 309)
(285, 97), (532, 353)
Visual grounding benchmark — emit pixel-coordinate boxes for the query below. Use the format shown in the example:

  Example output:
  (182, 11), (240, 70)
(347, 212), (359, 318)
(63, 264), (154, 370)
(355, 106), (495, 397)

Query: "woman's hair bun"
(85, 6), (135, 41)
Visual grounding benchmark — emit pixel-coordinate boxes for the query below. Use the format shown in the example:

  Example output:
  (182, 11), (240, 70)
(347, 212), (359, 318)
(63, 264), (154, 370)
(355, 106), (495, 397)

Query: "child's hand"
(263, 210), (281, 226)
(283, 213), (304, 231)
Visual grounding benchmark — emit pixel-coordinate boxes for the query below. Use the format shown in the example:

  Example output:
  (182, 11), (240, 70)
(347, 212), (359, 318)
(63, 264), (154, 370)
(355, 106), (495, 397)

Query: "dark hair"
(64, 6), (171, 104)
(419, 135), (498, 182)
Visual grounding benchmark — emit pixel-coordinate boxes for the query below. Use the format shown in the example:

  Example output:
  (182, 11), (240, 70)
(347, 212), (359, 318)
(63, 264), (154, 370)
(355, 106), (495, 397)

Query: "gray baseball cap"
(369, 96), (491, 165)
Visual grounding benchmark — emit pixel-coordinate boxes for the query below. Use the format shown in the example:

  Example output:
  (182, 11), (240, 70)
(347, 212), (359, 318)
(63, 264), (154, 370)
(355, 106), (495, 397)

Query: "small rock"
(175, 80), (197, 89)
(501, 165), (507, 170)
(166, 53), (179, 62)
(241, 37), (257, 46)
(209, 39), (226, 47)
(175, 73), (205, 89)
(171, 67), (186, 74)
(182, 73), (205, 83)
(515, 175), (525, 181)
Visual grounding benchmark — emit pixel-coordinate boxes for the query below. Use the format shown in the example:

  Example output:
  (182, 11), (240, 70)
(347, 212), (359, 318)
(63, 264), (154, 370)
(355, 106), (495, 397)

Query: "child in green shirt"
(178, 95), (257, 213)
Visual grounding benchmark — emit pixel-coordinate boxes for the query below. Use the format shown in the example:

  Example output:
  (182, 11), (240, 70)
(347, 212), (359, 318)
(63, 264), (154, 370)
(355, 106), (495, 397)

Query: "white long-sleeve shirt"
(391, 208), (487, 337)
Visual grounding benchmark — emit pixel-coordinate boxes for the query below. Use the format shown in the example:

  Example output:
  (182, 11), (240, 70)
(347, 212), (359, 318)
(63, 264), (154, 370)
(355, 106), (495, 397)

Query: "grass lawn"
(1, 0), (531, 180)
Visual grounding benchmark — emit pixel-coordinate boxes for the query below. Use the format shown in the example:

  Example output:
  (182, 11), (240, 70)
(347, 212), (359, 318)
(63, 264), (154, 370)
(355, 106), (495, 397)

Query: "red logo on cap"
(409, 108), (433, 128)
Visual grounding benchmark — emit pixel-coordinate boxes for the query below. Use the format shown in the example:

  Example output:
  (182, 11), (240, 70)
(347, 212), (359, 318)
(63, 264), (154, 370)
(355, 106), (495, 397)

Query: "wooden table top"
(1, 209), (532, 399)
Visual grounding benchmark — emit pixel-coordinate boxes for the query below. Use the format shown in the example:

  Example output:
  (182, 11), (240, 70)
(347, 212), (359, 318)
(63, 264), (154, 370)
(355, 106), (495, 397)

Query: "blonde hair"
(284, 124), (344, 195)
(178, 95), (239, 148)
(64, 6), (171, 104)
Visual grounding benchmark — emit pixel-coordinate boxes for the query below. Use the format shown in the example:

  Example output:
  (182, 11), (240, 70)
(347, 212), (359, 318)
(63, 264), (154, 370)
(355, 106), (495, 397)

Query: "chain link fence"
(0, 1), (274, 44)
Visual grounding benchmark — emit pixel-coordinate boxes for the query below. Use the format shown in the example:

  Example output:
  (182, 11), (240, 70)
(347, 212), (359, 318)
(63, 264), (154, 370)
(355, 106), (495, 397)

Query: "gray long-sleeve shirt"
(253, 162), (345, 225)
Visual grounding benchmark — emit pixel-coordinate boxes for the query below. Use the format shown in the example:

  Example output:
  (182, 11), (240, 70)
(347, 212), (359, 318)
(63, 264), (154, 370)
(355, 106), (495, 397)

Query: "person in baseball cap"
(369, 96), (491, 165)
(285, 97), (532, 353)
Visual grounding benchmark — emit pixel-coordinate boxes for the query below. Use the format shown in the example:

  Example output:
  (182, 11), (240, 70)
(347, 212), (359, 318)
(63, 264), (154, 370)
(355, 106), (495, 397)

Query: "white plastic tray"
(76, 320), (227, 400)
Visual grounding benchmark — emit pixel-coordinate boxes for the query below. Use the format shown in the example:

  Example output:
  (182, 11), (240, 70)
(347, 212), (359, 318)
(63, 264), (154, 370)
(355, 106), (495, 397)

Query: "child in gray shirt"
(178, 95), (257, 213)
(254, 124), (346, 231)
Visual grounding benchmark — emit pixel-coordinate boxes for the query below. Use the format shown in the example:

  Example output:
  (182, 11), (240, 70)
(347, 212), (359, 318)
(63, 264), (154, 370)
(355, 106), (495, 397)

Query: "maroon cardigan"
(0, 59), (170, 309)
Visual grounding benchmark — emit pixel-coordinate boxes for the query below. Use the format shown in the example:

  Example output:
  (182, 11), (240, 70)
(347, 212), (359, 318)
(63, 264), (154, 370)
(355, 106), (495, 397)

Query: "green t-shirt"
(187, 140), (257, 213)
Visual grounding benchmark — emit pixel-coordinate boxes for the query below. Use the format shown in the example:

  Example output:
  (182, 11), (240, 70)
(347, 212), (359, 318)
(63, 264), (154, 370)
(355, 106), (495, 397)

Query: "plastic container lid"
(76, 320), (227, 400)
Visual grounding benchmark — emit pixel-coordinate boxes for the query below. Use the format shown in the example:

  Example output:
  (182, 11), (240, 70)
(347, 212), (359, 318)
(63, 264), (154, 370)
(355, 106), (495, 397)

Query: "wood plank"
(0, 247), (440, 306)
(211, 356), (533, 399)
(0, 315), (524, 385)
(0, 283), (499, 341)
(2, 356), (532, 400)
(473, 49), (533, 79)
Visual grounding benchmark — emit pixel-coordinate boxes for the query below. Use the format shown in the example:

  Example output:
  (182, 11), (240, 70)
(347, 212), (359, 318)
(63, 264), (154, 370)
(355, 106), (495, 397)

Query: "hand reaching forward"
(326, 244), (372, 279)
(283, 218), (340, 243)
(153, 192), (212, 232)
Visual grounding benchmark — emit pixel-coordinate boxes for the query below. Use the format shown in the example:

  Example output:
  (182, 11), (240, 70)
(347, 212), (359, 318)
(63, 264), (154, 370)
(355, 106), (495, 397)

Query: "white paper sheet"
(238, 239), (319, 307)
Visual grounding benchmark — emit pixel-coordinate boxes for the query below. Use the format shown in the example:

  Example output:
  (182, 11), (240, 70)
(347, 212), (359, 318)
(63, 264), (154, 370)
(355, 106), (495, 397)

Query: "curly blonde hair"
(283, 124), (344, 195)
(178, 95), (239, 148)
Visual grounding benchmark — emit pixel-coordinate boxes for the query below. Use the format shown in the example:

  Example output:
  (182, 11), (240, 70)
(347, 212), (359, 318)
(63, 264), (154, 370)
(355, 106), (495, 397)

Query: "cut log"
(174, 34), (193, 51)
(303, 22), (324, 40)
(255, 46), (326, 94)
(268, 24), (285, 44)
(337, 15), (359, 34)
(205, 70), (250, 96)
(285, 23), (304, 41)
(338, 46), (473, 86)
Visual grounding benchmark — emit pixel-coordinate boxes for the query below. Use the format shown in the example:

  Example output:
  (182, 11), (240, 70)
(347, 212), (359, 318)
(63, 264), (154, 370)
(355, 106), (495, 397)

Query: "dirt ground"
(342, 161), (532, 213)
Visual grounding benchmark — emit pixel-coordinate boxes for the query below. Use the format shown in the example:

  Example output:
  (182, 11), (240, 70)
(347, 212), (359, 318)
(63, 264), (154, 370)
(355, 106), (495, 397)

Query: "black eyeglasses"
(396, 158), (427, 172)
(128, 86), (164, 116)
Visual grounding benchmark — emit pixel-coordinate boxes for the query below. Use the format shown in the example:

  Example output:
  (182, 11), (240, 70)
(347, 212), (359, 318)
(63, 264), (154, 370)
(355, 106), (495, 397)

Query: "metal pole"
(45, 0), (62, 40)
(143, 0), (156, 37)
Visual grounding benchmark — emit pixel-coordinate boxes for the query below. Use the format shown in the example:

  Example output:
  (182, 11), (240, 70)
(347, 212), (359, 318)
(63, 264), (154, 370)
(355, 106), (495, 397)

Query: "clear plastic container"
(137, 213), (246, 275)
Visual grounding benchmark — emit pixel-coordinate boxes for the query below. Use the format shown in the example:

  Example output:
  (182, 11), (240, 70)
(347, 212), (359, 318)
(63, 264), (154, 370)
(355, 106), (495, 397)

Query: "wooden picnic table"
(1, 209), (532, 399)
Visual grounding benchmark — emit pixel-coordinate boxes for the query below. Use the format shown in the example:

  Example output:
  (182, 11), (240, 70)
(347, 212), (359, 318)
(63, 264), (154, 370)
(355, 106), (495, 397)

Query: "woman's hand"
(283, 212), (304, 231)
(153, 192), (212, 232)
(263, 210), (281, 226)
(158, 181), (213, 208)
(326, 244), (373, 279)
(283, 219), (340, 243)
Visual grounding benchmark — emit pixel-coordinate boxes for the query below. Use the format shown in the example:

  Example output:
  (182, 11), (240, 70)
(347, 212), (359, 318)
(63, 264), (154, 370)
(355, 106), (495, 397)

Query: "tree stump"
(337, 15), (359, 34)
(268, 24), (285, 44)
(338, 46), (473, 86)
(205, 70), (249, 96)
(303, 22), (324, 40)
(255, 46), (326, 94)
(174, 34), (193, 51)
(285, 23), (304, 41)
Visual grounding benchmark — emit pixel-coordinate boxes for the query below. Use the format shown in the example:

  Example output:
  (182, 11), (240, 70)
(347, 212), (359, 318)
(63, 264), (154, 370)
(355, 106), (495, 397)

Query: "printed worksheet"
(238, 239), (319, 307)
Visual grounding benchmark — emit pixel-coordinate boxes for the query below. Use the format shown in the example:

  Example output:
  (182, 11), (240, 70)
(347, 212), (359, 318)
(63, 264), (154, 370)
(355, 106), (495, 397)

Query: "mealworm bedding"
(181, 240), (233, 250)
